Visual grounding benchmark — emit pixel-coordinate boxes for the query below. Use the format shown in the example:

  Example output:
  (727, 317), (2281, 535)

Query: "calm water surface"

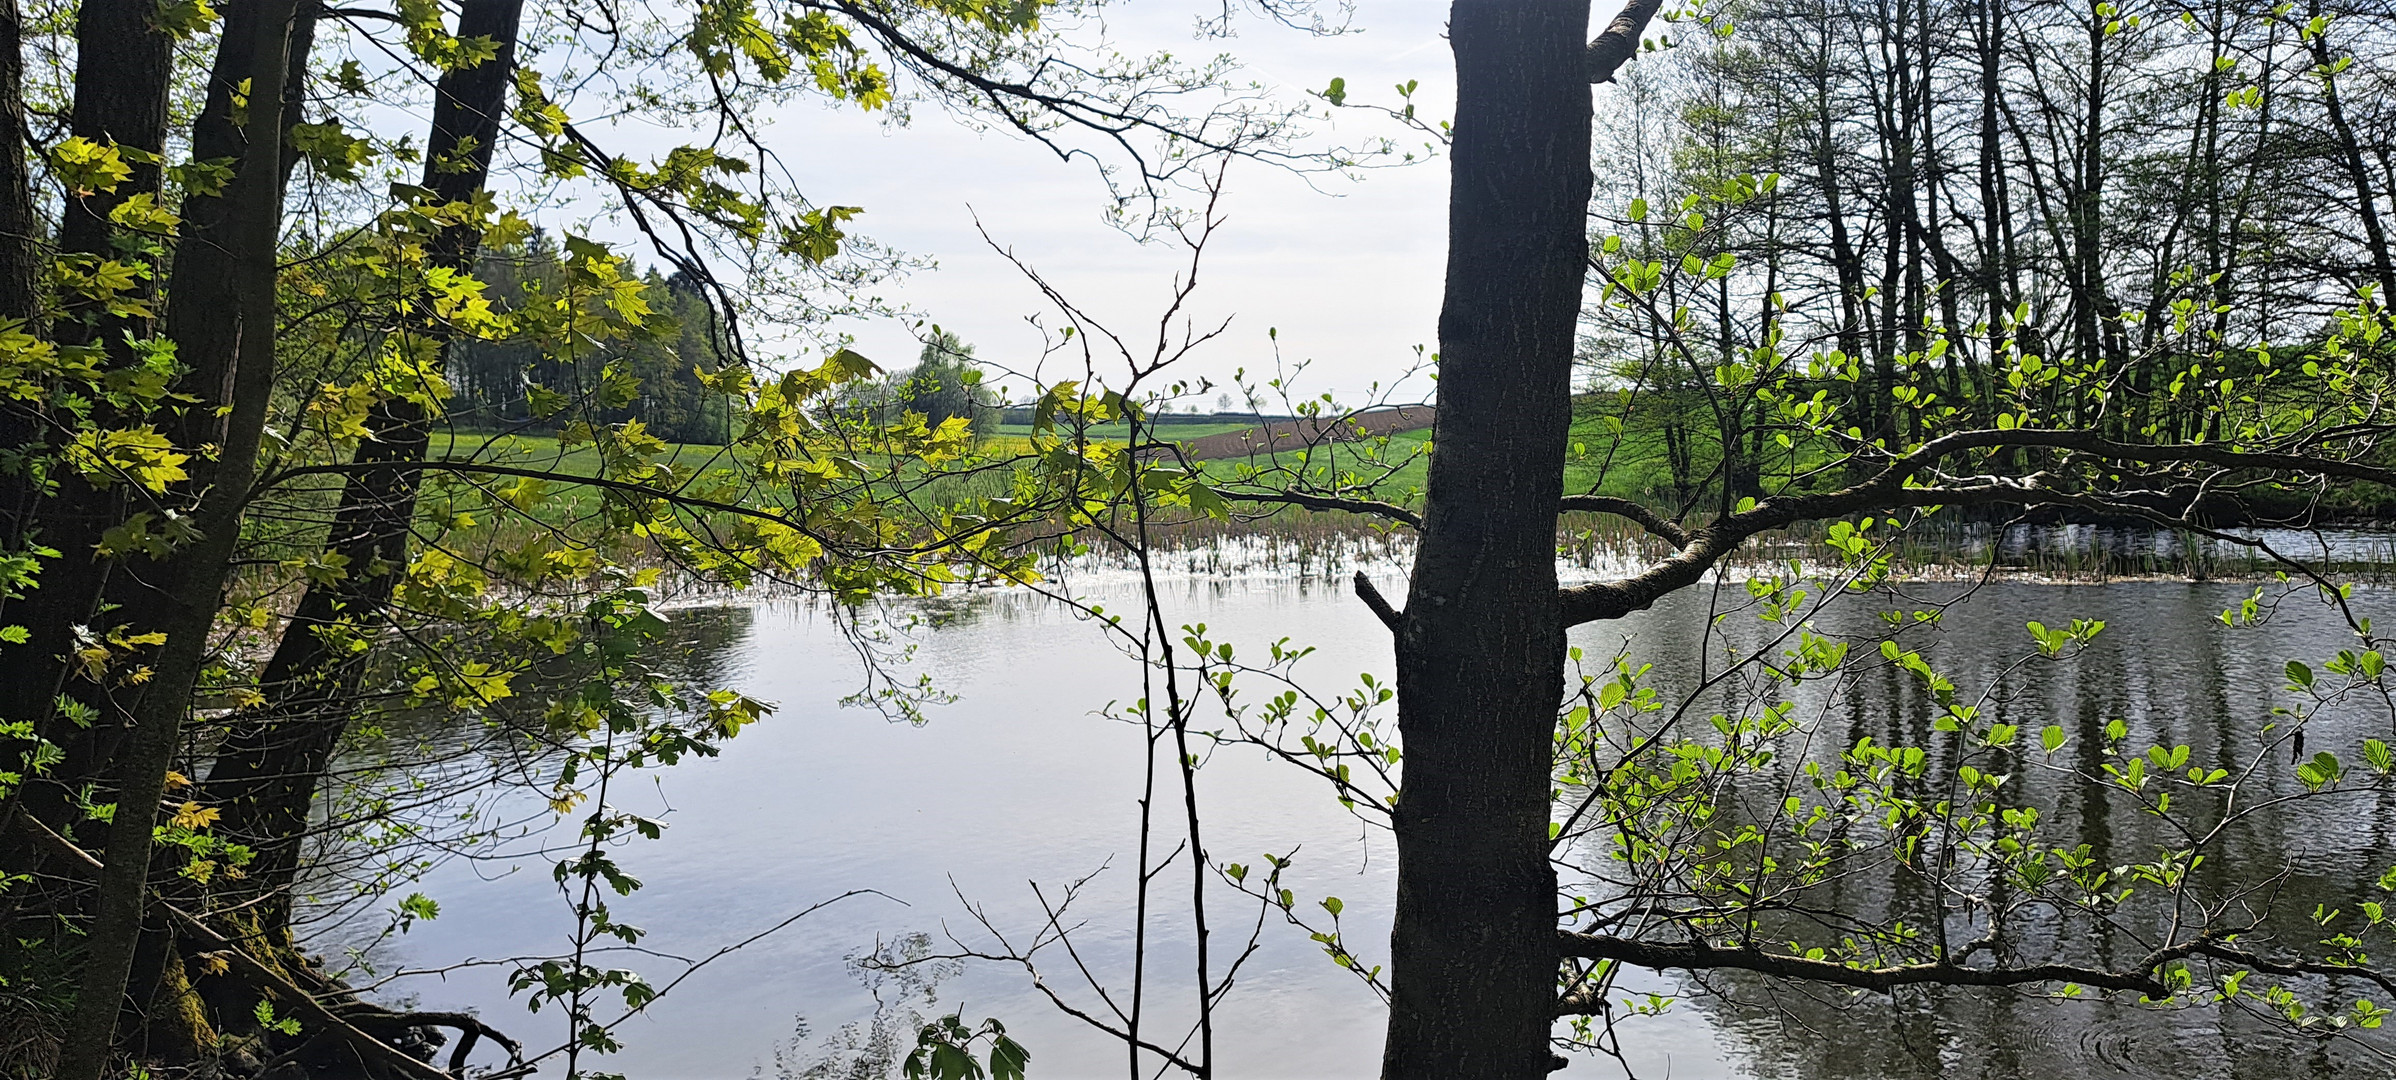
(337, 570), (2396, 1079)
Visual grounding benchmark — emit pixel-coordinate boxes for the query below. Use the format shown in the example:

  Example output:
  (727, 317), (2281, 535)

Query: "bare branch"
(1557, 424), (2396, 627)
(1558, 494), (1687, 548)
(1555, 931), (2167, 1008)
(1354, 570), (1403, 632)
(1222, 489), (1422, 528)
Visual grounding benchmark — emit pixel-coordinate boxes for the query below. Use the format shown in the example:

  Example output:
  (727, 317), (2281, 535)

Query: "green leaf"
(991, 1033), (1029, 1080)
(824, 348), (879, 381)
(2299, 751), (2344, 790)
(396, 891), (440, 925)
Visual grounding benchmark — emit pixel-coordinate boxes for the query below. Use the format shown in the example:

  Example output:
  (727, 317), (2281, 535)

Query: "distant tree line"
(1578, 0), (2396, 516)
(447, 235), (736, 444)
(834, 331), (1285, 432)
(837, 329), (1003, 432)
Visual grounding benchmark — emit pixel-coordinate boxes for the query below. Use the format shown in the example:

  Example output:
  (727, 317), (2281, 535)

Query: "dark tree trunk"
(0, 0), (39, 327)
(2070, 7), (2108, 379)
(0, 0), (180, 941)
(2307, 9), (2396, 313)
(205, 0), (528, 929)
(0, 0), (37, 533)
(0, 0), (177, 751)
(1971, 0), (2012, 418)
(1382, 1), (1591, 1077)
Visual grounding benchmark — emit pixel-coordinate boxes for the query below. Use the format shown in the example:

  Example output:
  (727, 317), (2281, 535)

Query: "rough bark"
(0, 0), (177, 780)
(1582, 0), (1660, 83)
(1381, 1), (1592, 1077)
(3, 0), (179, 537)
(0, 0), (39, 327)
(0, 0), (181, 957)
(0, 0), (45, 579)
(0, 0), (38, 534)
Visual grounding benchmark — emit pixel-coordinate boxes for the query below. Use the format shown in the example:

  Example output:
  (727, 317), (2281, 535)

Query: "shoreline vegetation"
(392, 402), (2396, 591)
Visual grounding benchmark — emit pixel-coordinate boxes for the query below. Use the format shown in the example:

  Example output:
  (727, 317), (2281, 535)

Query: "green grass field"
(407, 414), (1837, 537)
(430, 430), (744, 476)
(987, 421), (1259, 440)
(1187, 416), (1855, 518)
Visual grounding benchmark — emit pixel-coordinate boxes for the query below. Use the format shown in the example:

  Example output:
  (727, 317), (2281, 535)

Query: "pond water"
(329, 564), (2396, 1079)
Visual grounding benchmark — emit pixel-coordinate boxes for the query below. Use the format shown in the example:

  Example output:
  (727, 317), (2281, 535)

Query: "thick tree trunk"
(1382, 2), (1590, 1077)
(0, 0), (176, 735)
(0, 0), (180, 945)
(0, 0), (38, 538)
(0, 0), (38, 326)
(206, 0), (527, 926)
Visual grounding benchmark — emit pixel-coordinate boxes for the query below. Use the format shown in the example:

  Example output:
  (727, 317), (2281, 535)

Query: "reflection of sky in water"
(326, 573), (2396, 1078)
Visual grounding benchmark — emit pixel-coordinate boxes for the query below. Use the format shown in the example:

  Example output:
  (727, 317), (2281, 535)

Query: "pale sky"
(760, 1), (1465, 408)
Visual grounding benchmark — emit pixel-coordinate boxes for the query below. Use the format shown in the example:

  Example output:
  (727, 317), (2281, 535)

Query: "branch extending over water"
(1558, 494), (1688, 548)
(1556, 927), (2396, 1016)
(1554, 930), (2168, 1008)
(1557, 425), (2396, 627)
(1223, 489), (1421, 528)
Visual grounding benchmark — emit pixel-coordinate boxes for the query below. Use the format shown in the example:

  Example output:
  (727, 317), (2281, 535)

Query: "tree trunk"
(206, 0), (528, 929)
(1382, 1), (1590, 1076)
(2070, 5), (2109, 378)
(1971, 0), (2011, 406)
(2306, 9), (2396, 313)
(0, 0), (180, 950)
(0, 0), (38, 327)
(0, 0), (177, 755)
(0, 0), (38, 542)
